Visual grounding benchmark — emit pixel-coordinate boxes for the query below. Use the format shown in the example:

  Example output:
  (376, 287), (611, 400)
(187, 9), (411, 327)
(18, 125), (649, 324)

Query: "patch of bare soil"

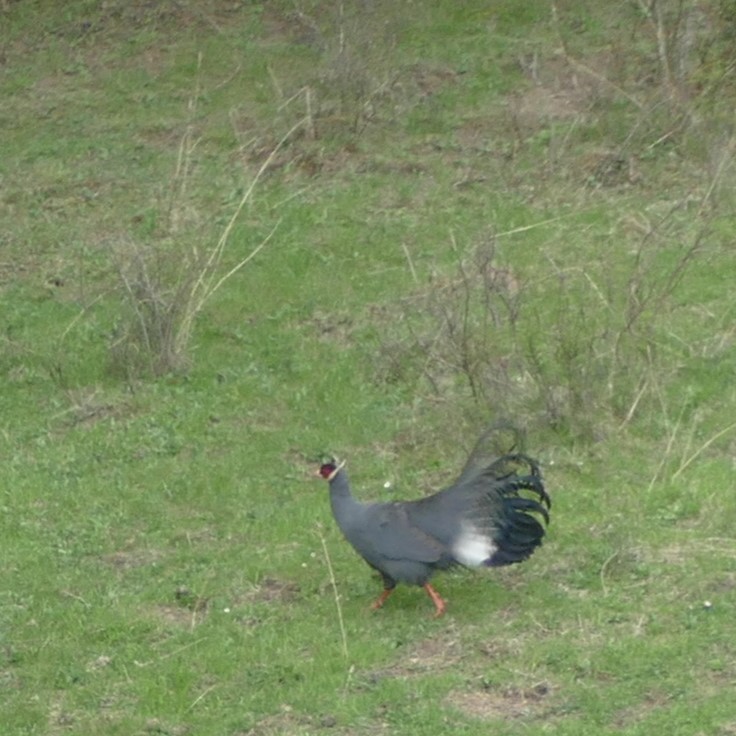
(46, 693), (75, 735)
(238, 706), (344, 736)
(509, 82), (591, 133)
(242, 577), (302, 605)
(463, 50), (645, 189)
(55, 388), (132, 429)
(393, 630), (464, 675)
(610, 690), (671, 728)
(143, 718), (191, 736)
(142, 585), (212, 629)
(151, 602), (207, 629)
(360, 627), (464, 686)
(0, 258), (35, 287)
(259, 5), (322, 47)
(100, 548), (162, 571)
(74, 0), (247, 38)
(446, 681), (553, 722)
(306, 310), (355, 346)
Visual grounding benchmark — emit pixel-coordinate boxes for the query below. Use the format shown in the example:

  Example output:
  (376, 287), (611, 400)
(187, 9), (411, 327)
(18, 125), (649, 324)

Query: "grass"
(2, 1), (736, 734)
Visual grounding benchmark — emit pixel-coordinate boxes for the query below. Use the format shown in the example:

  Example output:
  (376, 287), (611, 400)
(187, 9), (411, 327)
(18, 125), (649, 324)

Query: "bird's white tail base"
(453, 522), (497, 567)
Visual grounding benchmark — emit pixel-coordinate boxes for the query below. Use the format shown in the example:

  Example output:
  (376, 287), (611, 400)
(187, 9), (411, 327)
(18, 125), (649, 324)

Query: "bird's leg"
(423, 583), (446, 617)
(370, 587), (394, 611)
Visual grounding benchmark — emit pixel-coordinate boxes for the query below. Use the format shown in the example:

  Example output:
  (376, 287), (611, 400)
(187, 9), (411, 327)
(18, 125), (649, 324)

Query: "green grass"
(2, 1), (736, 734)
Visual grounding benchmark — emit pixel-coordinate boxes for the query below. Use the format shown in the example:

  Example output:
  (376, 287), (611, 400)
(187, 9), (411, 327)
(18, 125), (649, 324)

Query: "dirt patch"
(512, 84), (590, 127)
(610, 690), (671, 728)
(100, 548), (161, 571)
(405, 63), (461, 98)
(151, 603), (207, 629)
(143, 718), (191, 736)
(259, 5), (322, 47)
(361, 628), (464, 685)
(47, 693), (75, 735)
(504, 51), (602, 135)
(395, 630), (463, 674)
(306, 310), (355, 346)
(242, 577), (302, 605)
(57, 389), (132, 429)
(76, 0), (247, 38)
(142, 585), (211, 629)
(446, 681), (553, 721)
(238, 706), (340, 736)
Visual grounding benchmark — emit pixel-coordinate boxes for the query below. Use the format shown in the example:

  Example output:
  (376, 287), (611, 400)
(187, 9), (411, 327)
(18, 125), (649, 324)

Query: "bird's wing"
(359, 502), (449, 564)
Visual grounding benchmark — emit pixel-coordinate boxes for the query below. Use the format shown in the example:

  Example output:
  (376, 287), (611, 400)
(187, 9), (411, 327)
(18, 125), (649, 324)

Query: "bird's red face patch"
(318, 463), (337, 479)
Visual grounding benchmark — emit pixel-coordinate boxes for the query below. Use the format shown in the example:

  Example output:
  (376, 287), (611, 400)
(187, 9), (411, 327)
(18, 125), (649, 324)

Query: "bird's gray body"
(329, 473), (456, 586)
(324, 431), (550, 594)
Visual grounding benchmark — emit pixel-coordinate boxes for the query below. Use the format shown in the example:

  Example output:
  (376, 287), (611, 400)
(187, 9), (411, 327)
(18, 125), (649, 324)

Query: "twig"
(636, 0), (675, 96)
(672, 420), (736, 480)
(565, 53), (645, 109)
(402, 243), (419, 284)
(618, 377), (649, 430)
(599, 551), (618, 597)
(551, 0), (644, 109)
(134, 638), (209, 668)
(317, 526), (349, 660)
(494, 212), (579, 239)
(697, 136), (734, 216)
(646, 399), (685, 493)
(178, 115), (307, 343)
(60, 590), (91, 607)
(305, 85), (316, 139)
(267, 64), (284, 100)
(212, 115), (304, 257)
(187, 683), (218, 712)
(60, 294), (104, 341)
(202, 218), (281, 301)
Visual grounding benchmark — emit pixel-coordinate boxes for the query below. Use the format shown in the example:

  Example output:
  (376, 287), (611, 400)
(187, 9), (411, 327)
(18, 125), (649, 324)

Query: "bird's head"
(317, 457), (345, 481)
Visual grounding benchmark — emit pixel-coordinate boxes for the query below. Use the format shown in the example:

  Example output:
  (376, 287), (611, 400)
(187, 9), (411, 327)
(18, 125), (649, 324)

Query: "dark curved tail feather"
(485, 472), (551, 568)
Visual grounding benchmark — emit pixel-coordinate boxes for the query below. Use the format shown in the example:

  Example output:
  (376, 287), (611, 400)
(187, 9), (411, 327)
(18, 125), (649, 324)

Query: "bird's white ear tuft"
(327, 459), (346, 481)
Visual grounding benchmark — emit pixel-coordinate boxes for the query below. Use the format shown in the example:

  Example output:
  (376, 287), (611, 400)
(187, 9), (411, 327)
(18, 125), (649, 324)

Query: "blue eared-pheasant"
(318, 428), (550, 617)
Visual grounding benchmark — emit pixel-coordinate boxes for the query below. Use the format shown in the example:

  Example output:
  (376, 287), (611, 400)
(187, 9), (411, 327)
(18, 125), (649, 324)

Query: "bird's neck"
(329, 471), (364, 527)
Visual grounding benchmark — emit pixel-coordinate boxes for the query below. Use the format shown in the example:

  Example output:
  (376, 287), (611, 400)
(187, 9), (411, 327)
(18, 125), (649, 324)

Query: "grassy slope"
(1, 2), (735, 734)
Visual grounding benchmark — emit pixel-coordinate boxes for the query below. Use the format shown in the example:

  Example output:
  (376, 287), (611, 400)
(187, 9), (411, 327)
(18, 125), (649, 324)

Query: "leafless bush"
(108, 84), (302, 379)
(272, 1), (405, 137)
(376, 216), (707, 440)
(109, 238), (197, 378)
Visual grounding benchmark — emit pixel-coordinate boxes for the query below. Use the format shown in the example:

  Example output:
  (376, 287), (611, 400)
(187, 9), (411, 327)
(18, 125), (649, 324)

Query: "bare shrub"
(109, 84), (303, 379)
(375, 216), (707, 440)
(272, 0), (405, 138)
(109, 237), (197, 378)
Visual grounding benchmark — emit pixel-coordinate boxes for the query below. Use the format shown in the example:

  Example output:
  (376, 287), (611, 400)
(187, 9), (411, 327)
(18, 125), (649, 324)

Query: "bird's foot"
(423, 583), (446, 617)
(370, 588), (394, 611)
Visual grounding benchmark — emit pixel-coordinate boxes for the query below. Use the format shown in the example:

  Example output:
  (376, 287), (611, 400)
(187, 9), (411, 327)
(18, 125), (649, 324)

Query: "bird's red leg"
(423, 584), (446, 617)
(370, 588), (394, 611)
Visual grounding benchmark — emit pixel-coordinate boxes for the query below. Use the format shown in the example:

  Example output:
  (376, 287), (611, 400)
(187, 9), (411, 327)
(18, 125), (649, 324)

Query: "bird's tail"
(485, 470), (551, 567)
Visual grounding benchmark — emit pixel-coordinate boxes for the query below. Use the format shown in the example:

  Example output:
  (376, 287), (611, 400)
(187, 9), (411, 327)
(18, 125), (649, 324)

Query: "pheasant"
(317, 428), (550, 617)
